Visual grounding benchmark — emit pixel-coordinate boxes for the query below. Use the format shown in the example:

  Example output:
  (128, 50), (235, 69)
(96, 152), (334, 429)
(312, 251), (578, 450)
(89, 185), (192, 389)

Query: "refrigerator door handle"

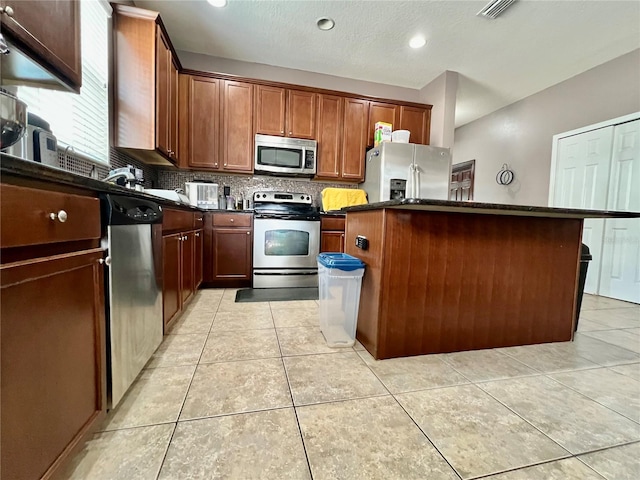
(407, 164), (415, 198)
(415, 165), (421, 199)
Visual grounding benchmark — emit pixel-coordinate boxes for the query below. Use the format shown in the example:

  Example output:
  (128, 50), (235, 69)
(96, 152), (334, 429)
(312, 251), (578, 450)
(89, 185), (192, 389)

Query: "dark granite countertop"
(320, 211), (346, 217)
(0, 154), (251, 214)
(342, 198), (640, 219)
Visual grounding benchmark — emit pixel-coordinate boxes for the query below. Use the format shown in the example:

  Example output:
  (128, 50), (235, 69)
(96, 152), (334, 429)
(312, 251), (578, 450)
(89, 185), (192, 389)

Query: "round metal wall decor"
(496, 164), (514, 185)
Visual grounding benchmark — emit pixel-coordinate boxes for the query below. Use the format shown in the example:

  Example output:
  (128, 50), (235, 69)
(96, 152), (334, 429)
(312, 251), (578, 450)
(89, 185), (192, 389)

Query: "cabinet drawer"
(163, 208), (194, 232)
(321, 216), (345, 231)
(213, 213), (252, 228)
(0, 184), (100, 248)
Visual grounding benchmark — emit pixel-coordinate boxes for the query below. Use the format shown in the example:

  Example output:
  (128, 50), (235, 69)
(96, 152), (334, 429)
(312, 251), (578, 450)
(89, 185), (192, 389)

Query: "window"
(17, 0), (111, 164)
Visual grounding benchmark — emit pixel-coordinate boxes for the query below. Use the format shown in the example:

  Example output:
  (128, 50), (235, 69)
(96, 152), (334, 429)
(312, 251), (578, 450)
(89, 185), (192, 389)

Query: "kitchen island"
(344, 199), (640, 360)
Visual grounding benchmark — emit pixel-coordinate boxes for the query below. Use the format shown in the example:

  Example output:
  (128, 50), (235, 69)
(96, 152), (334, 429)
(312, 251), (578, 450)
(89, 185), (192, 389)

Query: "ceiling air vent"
(477, 0), (518, 19)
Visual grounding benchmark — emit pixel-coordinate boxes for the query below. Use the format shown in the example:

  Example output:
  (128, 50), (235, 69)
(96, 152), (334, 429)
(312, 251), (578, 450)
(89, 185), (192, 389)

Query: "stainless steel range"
(252, 191), (320, 288)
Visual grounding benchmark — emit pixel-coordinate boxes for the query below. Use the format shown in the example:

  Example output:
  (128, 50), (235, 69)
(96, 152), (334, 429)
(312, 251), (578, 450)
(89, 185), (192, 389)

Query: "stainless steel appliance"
(101, 194), (164, 409)
(0, 87), (27, 150)
(185, 181), (219, 209)
(253, 191), (320, 288)
(254, 134), (317, 177)
(3, 112), (58, 166)
(361, 142), (452, 202)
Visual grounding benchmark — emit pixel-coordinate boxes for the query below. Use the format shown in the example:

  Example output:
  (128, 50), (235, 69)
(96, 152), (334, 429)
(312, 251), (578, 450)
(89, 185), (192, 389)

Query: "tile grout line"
(270, 301), (316, 480)
(351, 349), (465, 480)
(466, 456), (608, 480)
(154, 289), (225, 480)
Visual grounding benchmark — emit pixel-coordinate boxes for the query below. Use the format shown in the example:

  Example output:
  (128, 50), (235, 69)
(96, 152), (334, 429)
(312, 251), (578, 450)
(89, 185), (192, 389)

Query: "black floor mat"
(235, 287), (319, 303)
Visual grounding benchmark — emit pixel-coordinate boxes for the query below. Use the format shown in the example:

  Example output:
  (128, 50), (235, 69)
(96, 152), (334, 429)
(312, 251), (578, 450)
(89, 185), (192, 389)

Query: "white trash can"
(317, 253), (365, 347)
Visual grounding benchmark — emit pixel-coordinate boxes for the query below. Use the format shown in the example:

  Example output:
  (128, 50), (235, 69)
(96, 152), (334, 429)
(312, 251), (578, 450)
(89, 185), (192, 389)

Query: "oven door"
(253, 218), (320, 269)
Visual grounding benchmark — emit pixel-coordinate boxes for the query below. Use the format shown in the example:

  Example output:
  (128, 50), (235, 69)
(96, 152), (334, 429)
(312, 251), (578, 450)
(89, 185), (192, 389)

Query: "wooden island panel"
(346, 209), (583, 359)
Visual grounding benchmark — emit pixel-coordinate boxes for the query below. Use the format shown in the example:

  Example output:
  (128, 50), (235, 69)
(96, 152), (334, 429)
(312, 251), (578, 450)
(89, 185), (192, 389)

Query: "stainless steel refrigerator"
(360, 142), (452, 202)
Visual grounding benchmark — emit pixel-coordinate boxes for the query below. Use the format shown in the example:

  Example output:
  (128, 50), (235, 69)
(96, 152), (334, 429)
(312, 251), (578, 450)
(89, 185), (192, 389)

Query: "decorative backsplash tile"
(156, 169), (356, 208)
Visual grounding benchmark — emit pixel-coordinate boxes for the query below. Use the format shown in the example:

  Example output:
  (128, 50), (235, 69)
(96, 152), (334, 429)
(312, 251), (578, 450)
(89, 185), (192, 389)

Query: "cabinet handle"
(224, 163), (227, 167)
(246, 231), (250, 235)
(195, 232), (200, 237)
(229, 218), (234, 222)
(49, 210), (68, 223)
(280, 130), (284, 134)
(0, 33), (9, 55)
(197, 217), (203, 222)
(289, 131), (292, 135)
(98, 256), (112, 266)
(1, 6), (15, 17)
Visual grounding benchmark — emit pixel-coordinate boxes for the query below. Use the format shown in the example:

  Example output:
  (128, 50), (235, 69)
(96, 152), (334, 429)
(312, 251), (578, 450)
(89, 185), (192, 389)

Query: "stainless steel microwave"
(254, 134), (317, 177)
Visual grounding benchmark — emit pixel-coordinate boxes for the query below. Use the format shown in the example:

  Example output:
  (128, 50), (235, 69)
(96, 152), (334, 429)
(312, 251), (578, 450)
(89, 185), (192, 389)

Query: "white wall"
(419, 71), (458, 148)
(453, 49), (640, 206)
(177, 51), (421, 103)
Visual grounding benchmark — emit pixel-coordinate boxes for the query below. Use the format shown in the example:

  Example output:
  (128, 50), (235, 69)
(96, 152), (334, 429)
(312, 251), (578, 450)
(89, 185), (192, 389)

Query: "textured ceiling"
(135, 0), (640, 126)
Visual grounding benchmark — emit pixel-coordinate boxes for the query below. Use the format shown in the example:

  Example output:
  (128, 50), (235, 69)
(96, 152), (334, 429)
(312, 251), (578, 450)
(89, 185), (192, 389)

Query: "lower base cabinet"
(320, 215), (346, 253)
(204, 212), (253, 286)
(162, 208), (204, 331)
(1, 249), (106, 480)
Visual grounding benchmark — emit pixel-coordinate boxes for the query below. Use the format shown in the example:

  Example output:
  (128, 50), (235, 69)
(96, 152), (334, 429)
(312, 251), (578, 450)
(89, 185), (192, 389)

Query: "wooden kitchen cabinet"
(320, 216), (346, 253)
(315, 94), (343, 179)
(204, 212), (253, 286)
(0, 0), (82, 91)
(0, 182), (106, 480)
(398, 105), (431, 145)
(341, 98), (370, 182)
(368, 102), (399, 146)
(221, 80), (255, 173)
(255, 85), (316, 139)
(179, 74), (221, 169)
(162, 208), (203, 330)
(113, 5), (181, 166)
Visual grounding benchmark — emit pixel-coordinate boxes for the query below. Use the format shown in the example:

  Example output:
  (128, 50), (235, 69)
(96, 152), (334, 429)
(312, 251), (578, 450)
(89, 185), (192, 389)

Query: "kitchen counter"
(343, 198), (640, 219)
(0, 154), (200, 211)
(344, 201), (638, 360)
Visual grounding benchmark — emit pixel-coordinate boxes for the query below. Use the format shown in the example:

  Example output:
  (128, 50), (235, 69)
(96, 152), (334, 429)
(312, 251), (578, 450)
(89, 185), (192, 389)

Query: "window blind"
(17, 0), (111, 165)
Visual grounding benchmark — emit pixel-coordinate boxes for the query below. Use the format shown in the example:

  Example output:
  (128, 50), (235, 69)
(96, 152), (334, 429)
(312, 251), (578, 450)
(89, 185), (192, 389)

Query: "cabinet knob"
(246, 231), (250, 235)
(224, 163), (227, 167)
(289, 131), (292, 135)
(49, 210), (68, 223)
(280, 130), (284, 134)
(1, 6), (15, 17)
(230, 218), (234, 222)
(195, 232), (200, 237)
(98, 256), (112, 266)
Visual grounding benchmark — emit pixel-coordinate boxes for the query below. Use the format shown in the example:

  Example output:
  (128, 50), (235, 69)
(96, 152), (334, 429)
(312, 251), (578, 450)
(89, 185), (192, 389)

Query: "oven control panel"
(254, 191), (312, 205)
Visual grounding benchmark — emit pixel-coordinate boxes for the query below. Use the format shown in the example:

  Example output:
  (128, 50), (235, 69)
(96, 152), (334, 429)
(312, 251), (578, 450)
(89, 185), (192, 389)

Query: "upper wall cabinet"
(112, 5), (180, 166)
(178, 74), (220, 170)
(221, 80), (254, 173)
(0, 0), (81, 92)
(398, 105), (431, 145)
(255, 85), (316, 140)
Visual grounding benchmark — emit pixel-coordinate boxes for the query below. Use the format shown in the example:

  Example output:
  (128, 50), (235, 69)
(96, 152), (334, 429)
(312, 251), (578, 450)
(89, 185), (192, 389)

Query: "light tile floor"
(65, 291), (640, 480)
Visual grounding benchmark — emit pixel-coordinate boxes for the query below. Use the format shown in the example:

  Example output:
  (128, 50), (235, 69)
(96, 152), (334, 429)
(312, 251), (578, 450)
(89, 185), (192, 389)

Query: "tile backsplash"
(156, 169), (355, 209)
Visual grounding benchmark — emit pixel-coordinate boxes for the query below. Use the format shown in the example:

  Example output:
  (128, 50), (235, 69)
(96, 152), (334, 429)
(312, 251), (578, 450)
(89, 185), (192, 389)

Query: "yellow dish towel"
(321, 188), (368, 212)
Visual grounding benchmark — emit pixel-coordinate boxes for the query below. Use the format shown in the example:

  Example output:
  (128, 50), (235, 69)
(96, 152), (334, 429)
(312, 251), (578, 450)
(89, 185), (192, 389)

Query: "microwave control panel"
(304, 150), (315, 169)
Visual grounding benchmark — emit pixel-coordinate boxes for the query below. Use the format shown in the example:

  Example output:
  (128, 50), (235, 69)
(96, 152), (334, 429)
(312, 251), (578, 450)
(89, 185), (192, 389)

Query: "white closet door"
(554, 126), (614, 293)
(600, 119), (640, 303)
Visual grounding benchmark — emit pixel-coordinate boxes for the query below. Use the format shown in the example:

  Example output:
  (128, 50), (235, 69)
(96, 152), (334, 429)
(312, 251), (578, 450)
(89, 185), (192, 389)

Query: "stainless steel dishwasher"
(101, 194), (163, 409)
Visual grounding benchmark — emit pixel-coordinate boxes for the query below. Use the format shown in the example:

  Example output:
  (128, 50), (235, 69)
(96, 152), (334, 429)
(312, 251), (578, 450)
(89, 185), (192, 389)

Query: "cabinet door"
(222, 81), (254, 172)
(213, 228), (252, 279)
(181, 232), (195, 304)
(368, 102), (399, 146)
(315, 95), (343, 179)
(255, 85), (286, 136)
(169, 56), (179, 161)
(0, 0), (81, 91)
(341, 98), (369, 181)
(287, 90), (316, 139)
(155, 28), (171, 157)
(321, 231), (345, 253)
(1, 249), (105, 480)
(398, 105), (430, 145)
(163, 233), (181, 329)
(194, 229), (203, 289)
(186, 75), (220, 169)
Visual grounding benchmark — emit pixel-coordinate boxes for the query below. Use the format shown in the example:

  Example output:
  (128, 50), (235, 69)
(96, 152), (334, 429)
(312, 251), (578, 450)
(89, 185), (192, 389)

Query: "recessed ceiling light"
(207, 0), (227, 8)
(316, 17), (335, 31)
(409, 35), (426, 49)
